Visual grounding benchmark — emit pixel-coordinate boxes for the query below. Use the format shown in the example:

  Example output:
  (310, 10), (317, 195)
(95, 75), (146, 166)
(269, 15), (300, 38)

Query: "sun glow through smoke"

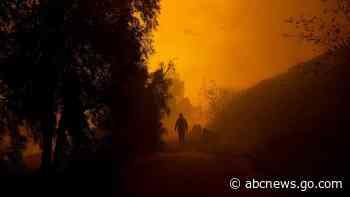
(149, 0), (324, 104)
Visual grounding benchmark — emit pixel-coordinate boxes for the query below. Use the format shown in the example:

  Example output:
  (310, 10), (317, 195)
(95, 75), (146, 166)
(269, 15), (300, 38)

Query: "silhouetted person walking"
(175, 113), (188, 145)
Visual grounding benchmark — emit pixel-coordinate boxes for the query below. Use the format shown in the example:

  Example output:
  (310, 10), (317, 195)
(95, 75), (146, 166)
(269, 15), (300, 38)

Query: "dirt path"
(121, 144), (284, 196)
(21, 143), (288, 196)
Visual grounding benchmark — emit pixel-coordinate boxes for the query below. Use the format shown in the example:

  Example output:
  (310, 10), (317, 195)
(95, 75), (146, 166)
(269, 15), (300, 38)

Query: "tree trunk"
(6, 110), (25, 167)
(40, 111), (55, 173)
(53, 115), (66, 170)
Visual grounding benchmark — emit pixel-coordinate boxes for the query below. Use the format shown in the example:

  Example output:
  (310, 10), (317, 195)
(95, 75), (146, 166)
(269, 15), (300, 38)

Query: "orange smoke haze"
(149, 0), (326, 104)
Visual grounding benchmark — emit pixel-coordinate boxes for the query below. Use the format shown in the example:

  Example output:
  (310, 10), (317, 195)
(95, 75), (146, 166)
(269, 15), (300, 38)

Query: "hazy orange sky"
(149, 0), (325, 104)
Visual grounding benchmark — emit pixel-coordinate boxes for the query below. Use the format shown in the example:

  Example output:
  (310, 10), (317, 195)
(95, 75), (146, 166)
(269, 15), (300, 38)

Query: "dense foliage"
(0, 0), (167, 172)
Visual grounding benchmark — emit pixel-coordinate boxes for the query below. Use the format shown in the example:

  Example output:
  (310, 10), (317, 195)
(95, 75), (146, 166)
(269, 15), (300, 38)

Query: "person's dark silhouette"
(175, 113), (188, 145)
(191, 124), (202, 143)
(202, 127), (210, 144)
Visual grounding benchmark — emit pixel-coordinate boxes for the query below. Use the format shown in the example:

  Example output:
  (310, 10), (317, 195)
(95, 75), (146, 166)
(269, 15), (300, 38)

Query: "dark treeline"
(209, 49), (350, 176)
(0, 0), (169, 195)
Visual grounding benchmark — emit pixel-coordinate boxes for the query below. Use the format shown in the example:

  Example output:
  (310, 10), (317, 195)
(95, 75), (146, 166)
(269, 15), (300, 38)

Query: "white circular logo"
(229, 178), (241, 190)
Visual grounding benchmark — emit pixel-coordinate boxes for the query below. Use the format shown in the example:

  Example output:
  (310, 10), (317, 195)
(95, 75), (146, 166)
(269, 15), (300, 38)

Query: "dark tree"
(0, 0), (165, 176)
(285, 0), (350, 51)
